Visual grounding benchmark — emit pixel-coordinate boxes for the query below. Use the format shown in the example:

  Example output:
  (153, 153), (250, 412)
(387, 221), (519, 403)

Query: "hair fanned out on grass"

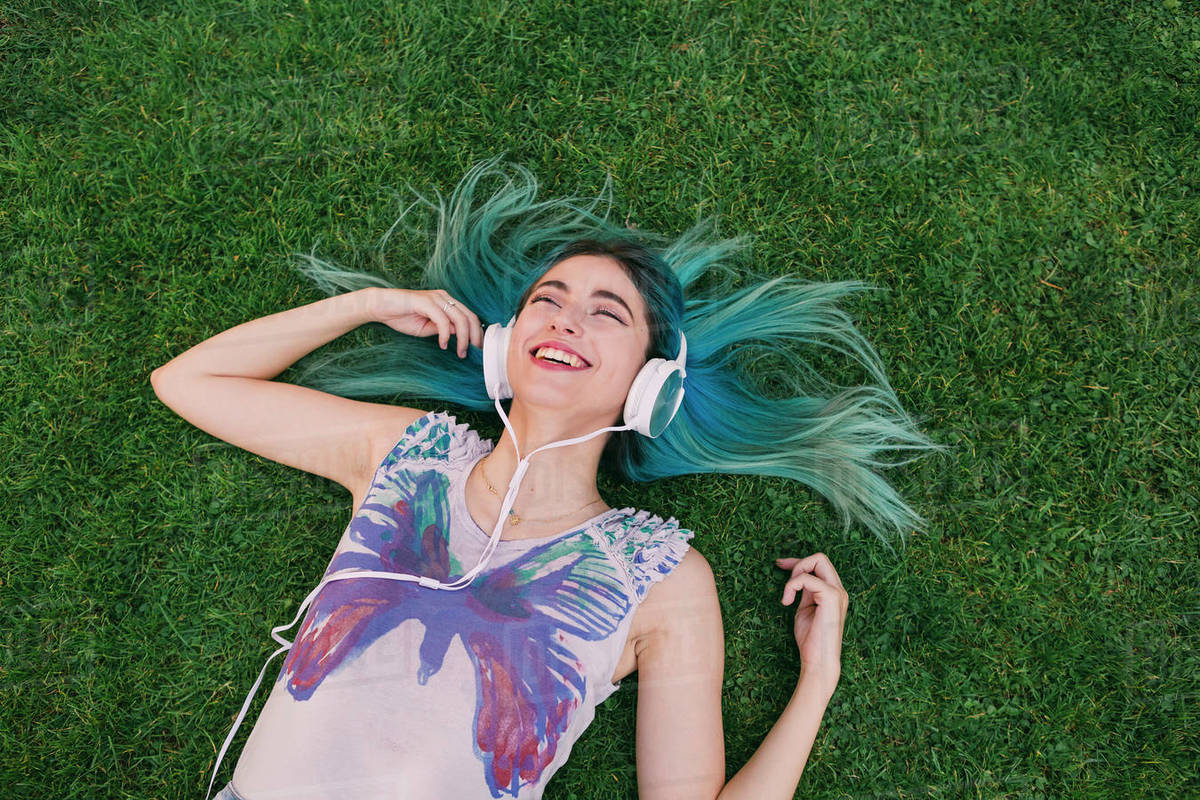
(290, 155), (945, 551)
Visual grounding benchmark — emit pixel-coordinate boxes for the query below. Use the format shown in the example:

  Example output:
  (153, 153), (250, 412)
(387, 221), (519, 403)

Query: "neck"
(479, 399), (620, 519)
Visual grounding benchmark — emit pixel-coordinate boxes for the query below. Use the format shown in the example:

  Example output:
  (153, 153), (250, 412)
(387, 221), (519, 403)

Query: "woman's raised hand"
(368, 288), (484, 358)
(775, 553), (848, 692)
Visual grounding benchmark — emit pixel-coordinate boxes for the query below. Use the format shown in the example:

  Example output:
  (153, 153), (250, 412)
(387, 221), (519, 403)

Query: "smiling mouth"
(529, 346), (591, 369)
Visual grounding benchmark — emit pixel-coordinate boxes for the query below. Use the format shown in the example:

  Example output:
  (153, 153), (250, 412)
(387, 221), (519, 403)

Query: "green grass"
(2, 0), (1197, 797)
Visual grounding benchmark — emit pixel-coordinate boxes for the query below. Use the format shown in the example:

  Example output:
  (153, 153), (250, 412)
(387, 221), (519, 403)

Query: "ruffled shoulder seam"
(595, 509), (695, 603)
(382, 410), (492, 472)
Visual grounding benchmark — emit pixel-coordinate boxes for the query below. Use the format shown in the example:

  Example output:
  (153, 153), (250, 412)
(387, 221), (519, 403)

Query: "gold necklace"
(479, 456), (605, 526)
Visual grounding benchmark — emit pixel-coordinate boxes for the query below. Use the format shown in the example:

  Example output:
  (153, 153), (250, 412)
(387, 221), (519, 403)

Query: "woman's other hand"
(775, 553), (848, 692)
(368, 288), (484, 358)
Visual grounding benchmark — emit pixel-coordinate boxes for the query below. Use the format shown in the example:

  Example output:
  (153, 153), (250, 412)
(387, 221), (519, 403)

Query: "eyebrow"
(532, 279), (634, 320)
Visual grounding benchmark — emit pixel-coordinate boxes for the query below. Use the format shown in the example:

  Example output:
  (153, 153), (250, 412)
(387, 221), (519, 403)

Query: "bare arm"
(713, 678), (835, 799)
(635, 549), (726, 800)
(636, 551), (846, 800)
(153, 289), (381, 382)
(150, 286), (482, 493)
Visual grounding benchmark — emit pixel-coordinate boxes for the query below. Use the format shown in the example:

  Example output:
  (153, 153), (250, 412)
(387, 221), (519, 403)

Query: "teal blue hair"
(291, 156), (944, 551)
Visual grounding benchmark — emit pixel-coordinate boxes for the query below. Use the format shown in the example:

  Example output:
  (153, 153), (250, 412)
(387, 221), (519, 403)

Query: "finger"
(470, 311), (484, 349)
(781, 552), (844, 590)
(782, 570), (817, 606)
(443, 299), (483, 350)
(781, 571), (832, 607)
(434, 296), (483, 356)
(459, 307), (484, 355)
(788, 576), (850, 624)
(424, 298), (451, 349)
(783, 572), (843, 612)
(442, 303), (475, 357)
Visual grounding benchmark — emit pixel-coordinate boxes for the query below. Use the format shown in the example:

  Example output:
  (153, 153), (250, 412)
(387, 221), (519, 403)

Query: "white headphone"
(482, 316), (687, 438)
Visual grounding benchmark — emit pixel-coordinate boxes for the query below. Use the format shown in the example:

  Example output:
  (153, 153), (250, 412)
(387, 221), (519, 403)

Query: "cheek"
(606, 349), (647, 388)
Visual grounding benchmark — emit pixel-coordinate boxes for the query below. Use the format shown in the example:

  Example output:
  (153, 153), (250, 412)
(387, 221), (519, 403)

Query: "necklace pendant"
(508, 510), (520, 525)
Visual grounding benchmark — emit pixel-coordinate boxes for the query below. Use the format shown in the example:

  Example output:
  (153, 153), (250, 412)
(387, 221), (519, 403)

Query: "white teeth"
(534, 347), (585, 368)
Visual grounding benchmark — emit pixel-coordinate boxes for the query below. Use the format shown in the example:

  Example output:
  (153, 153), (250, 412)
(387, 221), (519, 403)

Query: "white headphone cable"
(205, 400), (630, 799)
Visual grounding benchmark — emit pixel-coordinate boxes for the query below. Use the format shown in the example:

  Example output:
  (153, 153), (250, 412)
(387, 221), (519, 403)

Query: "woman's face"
(507, 254), (652, 426)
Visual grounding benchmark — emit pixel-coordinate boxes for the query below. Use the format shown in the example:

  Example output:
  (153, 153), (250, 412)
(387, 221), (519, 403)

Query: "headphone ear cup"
(483, 321), (514, 399)
(622, 362), (653, 434)
(623, 359), (685, 437)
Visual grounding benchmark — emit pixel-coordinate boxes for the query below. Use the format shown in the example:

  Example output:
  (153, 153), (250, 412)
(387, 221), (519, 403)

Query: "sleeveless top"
(228, 411), (695, 799)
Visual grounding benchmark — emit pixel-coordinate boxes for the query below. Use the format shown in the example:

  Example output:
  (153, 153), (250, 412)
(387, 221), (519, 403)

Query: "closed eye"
(532, 295), (627, 324)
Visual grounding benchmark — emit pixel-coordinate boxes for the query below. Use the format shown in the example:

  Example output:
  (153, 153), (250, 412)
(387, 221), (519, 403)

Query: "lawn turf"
(1, 1), (1196, 798)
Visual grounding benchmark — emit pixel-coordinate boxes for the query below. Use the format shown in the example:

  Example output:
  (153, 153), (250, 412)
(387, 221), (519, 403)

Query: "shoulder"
(633, 545), (723, 664)
(641, 547), (717, 622)
(669, 547), (715, 588)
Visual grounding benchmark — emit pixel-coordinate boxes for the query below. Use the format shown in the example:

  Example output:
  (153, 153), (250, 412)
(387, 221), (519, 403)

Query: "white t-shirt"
(228, 411), (695, 799)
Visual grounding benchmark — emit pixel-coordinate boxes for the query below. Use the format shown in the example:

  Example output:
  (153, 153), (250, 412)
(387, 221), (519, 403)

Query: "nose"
(548, 303), (582, 335)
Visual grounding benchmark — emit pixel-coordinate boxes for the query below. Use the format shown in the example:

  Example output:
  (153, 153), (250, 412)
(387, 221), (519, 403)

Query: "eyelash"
(531, 295), (625, 322)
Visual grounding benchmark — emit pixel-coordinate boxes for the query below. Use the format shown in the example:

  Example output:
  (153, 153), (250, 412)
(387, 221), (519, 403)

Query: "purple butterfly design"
(279, 465), (631, 797)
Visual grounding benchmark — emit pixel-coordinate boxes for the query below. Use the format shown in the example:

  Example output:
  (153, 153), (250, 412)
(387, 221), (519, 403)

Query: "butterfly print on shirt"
(279, 466), (631, 798)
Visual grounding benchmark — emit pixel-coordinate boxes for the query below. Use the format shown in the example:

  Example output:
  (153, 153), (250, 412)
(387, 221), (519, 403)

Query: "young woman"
(152, 159), (938, 800)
